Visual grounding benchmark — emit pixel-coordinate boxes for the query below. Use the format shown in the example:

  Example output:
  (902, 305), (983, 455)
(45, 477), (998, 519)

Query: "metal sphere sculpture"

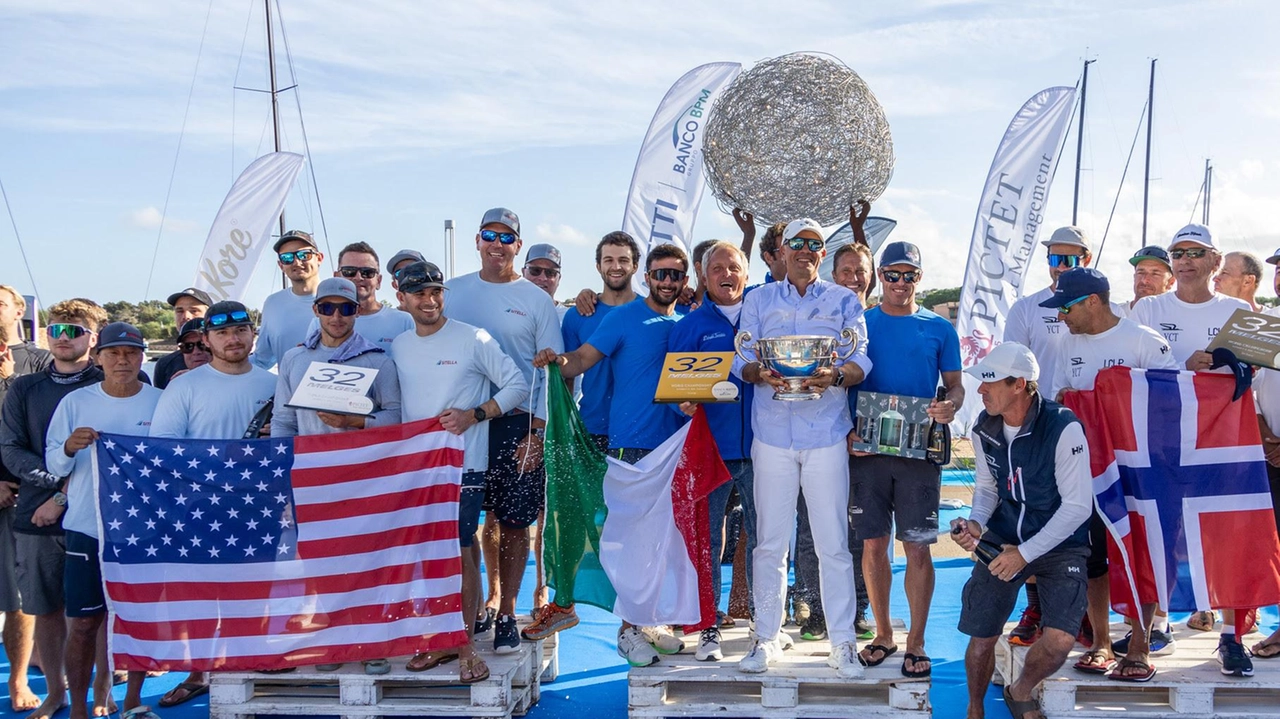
(702, 52), (894, 227)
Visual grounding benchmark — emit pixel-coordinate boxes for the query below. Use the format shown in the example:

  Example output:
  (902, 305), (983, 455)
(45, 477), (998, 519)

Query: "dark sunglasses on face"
(1047, 254), (1083, 269)
(479, 229), (519, 245)
(316, 301), (359, 317)
(47, 323), (90, 340)
(338, 266), (379, 279)
(206, 310), (251, 327)
(179, 341), (209, 354)
(881, 270), (919, 284)
(524, 266), (560, 279)
(648, 268), (687, 282)
(278, 249), (316, 264)
(1058, 295), (1090, 314)
(785, 237), (824, 252)
(1170, 247), (1209, 260)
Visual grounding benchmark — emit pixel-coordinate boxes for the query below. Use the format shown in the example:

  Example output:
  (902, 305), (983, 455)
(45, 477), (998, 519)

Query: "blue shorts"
(64, 530), (106, 618)
(459, 471), (484, 548)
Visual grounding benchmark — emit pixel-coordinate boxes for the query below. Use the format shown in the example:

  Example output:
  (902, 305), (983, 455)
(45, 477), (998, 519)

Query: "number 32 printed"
(307, 367), (368, 386)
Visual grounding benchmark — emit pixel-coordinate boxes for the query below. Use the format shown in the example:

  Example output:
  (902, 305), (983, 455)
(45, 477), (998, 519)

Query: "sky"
(2, 0), (1279, 312)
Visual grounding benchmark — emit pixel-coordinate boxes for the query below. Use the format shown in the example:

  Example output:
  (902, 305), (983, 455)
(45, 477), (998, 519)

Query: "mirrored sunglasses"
(648, 268), (687, 282)
(206, 310), (251, 327)
(1047, 254), (1083, 269)
(479, 229), (519, 245)
(1170, 248), (1209, 260)
(1058, 295), (1091, 314)
(278, 249), (316, 264)
(785, 237), (824, 252)
(47, 323), (90, 340)
(316, 301), (359, 317)
(882, 270), (919, 284)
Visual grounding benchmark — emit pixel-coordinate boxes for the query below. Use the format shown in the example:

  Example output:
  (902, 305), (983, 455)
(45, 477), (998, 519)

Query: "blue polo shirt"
(860, 306), (961, 398)
(585, 299), (684, 450)
(667, 301), (753, 460)
(561, 304), (617, 436)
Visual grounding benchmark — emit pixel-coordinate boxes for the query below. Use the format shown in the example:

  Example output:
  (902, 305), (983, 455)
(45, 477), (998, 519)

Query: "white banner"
(955, 87), (1076, 430)
(192, 152), (306, 303)
(621, 62), (741, 295)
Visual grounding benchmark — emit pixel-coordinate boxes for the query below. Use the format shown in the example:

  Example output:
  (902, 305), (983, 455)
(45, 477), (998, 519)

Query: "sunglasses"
(524, 266), (560, 279)
(278, 249), (316, 265)
(480, 229), (519, 245)
(785, 237), (824, 252)
(1170, 248), (1209, 260)
(179, 341), (209, 354)
(1058, 295), (1091, 314)
(47, 323), (90, 340)
(206, 310), (251, 328)
(648, 268), (687, 282)
(881, 270), (919, 284)
(316, 301), (358, 317)
(1047, 254), (1083, 269)
(338, 266), (379, 279)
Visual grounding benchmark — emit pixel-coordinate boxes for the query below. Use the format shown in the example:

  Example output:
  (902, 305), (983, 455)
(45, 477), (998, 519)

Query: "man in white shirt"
(1214, 251), (1264, 312)
(391, 260), (528, 677)
(1127, 246), (1175, 312)
(252, 230), (325, 370)
(1250, 247), (1280, 661)
(328, 242), (414, 352)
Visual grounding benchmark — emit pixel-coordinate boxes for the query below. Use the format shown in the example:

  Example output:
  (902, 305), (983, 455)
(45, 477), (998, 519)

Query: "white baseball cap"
(963, 342), (1040, 382)
(1168, 223), (1215, 250)
(783, 218), (825, 242)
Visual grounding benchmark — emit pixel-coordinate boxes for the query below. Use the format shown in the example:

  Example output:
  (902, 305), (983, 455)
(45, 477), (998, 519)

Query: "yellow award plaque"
(653, 351), (739, 403)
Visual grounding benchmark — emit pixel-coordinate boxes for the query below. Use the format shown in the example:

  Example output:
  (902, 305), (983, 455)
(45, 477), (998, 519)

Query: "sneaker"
(800, 615), (827, 641)
(474, 607), (497, 638)
(1113, 625), (1177, 656)
(1218, 636), (1254, 677)
(738, 636), (783, 674)
(618, 626), (660, 667)
(855, 614), (874, 641)
(641, 625), (685, 655)
(521, 603), (579, 640)
(493, 613), (520, 654)
(827, 641), (865, 679)
(1008, 606), (1042, 646)
(695, 627), (723, 661)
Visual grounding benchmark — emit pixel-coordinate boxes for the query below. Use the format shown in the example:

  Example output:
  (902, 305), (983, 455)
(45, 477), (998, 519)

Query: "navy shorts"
(64, 530), (107, 618)
(959, 541), (1089, 639)
(484, 414), (545, 529)
(459, 471), (484, 548)
(850, 454), (941, 545)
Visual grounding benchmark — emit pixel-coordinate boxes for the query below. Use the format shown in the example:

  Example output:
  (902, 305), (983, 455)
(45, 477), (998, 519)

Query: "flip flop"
(1003, 685), (1045, 719)
(158, 682), (208, 708)
(857, 643), (897, 667)
(901, 652), (931, 678)
(1073, 649), (1117, 674)
(459, 656), (490, 684)
(1252, 640), (1280, 659)
(406, 651), (458, 672)
(1108, 657), (1157, 683)
(362, 659), (391, 676)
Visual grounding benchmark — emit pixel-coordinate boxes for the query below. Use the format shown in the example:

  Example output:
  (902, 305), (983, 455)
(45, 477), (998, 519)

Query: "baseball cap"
(272, 229), (318, 254)
(783, 218), (825, 241)
(96, 322), (146, 350)
(1168, 223), (1215, 250)
(480, 207), (520, 236)
(1266, 247), (1280, 266)
(203, 300), (254, 330)
(1129, 245), (1173, 270)
(397, 261), (447, 294)
(177, 318), (205, 339)
(525, 243), (562, 267)
(1041, 226), (1091, 250)
(1038, 268), (1109, 309)
(314, 277), (358, 305)
(166, 287), (214, 308)
(386, 249), (426, 275)
(879, 241), (922, 270)
(964, 341), (1040, 382)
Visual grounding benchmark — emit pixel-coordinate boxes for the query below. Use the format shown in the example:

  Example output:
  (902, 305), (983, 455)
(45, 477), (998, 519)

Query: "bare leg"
(498, 523), (530, 617)
(1085, 575), (1112, 653)
(902, 541), (935, 674)
(964, 636), (997, 719)
(122, 671), (146, 713)
(532, 510), (548, 611)
(482, 515), (501, 612)
(5, 610), (39, 712)
(1115, 602), (1157, 678)
(25, 611), (68, 719)
(860, 535), (897, 662)
(91, 622), (115, 717)
(66, 615), (103, 719)
(1009, 627), (1075, 717)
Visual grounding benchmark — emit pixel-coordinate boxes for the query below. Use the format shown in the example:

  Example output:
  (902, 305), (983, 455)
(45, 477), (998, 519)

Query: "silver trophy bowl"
(735, 329), (858, 401)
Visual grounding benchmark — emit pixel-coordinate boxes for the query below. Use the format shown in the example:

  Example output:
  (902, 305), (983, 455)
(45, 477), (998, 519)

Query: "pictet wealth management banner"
(955, 87), (1077, 430)
(192, 151), (306, 303)
(622, 62), (741, 295)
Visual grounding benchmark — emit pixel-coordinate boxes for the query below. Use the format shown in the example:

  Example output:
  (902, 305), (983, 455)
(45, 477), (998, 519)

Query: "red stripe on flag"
(1199, 509), (1280, 610)
(291, 447), (464, 487)
(295, 484), (460, 523)
(293, 417), (448, 453)
(1193, 372), (1262, 449)
(670, 409), (731, 634)
(112, 630), (469, 672)
(298, 520), (459, 559)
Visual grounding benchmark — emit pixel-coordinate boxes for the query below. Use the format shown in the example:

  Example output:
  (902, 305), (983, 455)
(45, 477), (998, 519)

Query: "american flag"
(1065, 367), (1280, 617)
(94, 417), (468, 672)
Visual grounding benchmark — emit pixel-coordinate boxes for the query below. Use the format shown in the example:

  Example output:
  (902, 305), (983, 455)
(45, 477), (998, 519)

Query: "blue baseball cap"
(97, 322), (146, 350)
(1039, 268), (1110, 309)
(879, 241), (922, 269)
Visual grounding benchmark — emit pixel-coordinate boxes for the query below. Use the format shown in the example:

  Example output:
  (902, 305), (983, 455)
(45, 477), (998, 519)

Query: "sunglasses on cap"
(648, 268), (687, 282)
(1057, 295), (1091, 314)
(1047, 254), (1083, 269)
(206, 310), (251, 328)
(179, 341), (209, 354)
(785, 237), (824, 252)
(47, 324), (91, 340)
(338, 266), (378, 279)
(316, 301), (358, 317)
(1170, 247), (1209, 260)
(278, 249), (316, 265)
(479, 229), (518, 245)
(524, 266), (560, 279)
(881, 270), (919, 284)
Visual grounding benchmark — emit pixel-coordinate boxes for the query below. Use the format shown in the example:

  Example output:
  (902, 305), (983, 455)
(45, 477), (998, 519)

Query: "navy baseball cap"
(272, 229), (318, 254)
(97, 322), (146, 350)
(177, 318), (205, 339)
(1039, 268), (1110, 309)
(203, 300), (254, 330)
(480, 207), (520, 236)
(166, 287), (214, 307)
(879, 241), (922, 270)
(1130, 245), (1172, 270)
(397, 261), (447, 294)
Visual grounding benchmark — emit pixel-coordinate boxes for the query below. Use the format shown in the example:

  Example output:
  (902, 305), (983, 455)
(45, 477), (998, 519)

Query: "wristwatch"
(473, 406), (487, 423)
(833, 367), (846, 388)
(531, 427), (546, 439)
(53, 492), (68, 507)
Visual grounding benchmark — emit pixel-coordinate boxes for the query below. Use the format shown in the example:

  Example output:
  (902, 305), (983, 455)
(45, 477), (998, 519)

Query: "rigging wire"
(1096, 99), (1149, 266)
(231, 0), (257, 181)
(143, 0), (217, 301)
(0, 174), (41, 306)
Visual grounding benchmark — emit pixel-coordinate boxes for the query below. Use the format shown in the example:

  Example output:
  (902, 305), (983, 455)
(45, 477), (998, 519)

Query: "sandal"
(1108, 656), (1157, 683)
(1073, 649), (1117, 674)
(1003, 685), (1045, 719)
(1186, 610), (1217, 632)
(406, 650), (458, 672)
(459, 656), (490, 684)
(857, 643), (898, 667)
(901, 652), (931, 678)
(158, 682), (208, 708)
(1252, 639), (1280, 659)
(363, 659), (391, 676)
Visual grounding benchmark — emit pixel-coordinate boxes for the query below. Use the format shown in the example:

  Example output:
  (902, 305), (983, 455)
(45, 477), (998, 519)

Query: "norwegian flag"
(1064, 367), (1280, 617)
(93, 418), (467, 672)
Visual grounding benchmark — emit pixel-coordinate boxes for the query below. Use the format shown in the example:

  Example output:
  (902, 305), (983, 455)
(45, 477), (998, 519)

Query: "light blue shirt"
(731, 278), (872, 451)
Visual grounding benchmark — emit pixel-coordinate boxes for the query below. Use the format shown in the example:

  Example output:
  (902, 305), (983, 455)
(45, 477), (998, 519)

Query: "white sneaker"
(738, 636), (783, 674)
(778, 631), (795, 651)
(827, 641), (865, 679)
(618, 626), (660, 667)
(695, 627), (723, 661)
(641, 625), (686, 655)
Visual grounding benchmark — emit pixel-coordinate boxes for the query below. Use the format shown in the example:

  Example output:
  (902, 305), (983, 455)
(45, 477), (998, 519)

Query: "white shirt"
(1252, 307), (1280, 430)
(444, 273), (563, 421)
(252, 288), (316, 370)
(44, 384), (162, 538)
(304, 307), (415, 354)
(1004, 285), (1127, 381)
(1050, 318), (1178, 398)
(391, 319), (530, 472)
(1128, 292), (1250, 366)
(150, 364), (278, 440)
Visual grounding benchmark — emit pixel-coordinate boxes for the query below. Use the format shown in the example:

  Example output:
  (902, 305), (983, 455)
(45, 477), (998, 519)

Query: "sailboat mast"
(1072, 58), (1094, 225)
(265, 0), (285, 239)
(1204, 159), (1212, 225)
(1141, 59), (1155, 245)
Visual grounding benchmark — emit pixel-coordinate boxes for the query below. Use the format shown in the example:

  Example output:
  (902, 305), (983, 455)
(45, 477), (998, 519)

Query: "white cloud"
(127, 206), (196, 232)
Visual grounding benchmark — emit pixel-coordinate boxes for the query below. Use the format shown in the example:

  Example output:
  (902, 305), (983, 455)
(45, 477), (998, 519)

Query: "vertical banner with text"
(954, 87), (1077, 430)
(192, 152), (306, 303)
(622, 63), (741, 295)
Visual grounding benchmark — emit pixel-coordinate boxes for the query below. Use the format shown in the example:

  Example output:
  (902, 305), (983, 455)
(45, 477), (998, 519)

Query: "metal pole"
(1204, 159), (1212, 226)
(1072, 58), (1094, 226)
(1141, 59), (1155, 245)
(265, 0), (288, 289)
(444, 220), (456, 279)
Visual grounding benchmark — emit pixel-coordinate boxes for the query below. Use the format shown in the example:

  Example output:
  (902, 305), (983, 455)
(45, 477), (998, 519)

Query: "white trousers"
(751, 440), (857, 645)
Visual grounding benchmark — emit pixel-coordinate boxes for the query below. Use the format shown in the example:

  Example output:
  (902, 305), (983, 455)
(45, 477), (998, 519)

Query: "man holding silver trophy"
(731, 218), (871, 678)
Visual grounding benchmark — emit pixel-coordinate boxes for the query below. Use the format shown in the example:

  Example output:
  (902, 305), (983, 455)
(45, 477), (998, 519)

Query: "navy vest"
(973, 394), (1089, 550)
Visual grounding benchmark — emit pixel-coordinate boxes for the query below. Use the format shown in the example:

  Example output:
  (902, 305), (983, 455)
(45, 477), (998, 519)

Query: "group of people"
(0, 201), (1276, 719)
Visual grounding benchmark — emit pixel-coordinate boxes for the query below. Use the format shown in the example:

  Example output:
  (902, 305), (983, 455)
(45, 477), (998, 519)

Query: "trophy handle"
(835, 328), (859, 360)
(734, 330), (756, 364)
